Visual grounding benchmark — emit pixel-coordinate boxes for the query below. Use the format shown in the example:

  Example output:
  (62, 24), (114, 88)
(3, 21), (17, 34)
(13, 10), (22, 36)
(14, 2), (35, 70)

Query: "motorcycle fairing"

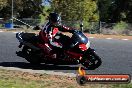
(79, 43), (87, 51)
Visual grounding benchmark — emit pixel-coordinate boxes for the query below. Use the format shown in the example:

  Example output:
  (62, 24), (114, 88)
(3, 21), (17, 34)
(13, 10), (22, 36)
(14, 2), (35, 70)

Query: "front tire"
(81, 49), (102, 70)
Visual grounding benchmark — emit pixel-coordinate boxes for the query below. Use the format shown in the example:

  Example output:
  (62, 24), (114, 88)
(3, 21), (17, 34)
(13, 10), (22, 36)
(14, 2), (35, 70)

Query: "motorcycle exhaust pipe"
(23, 42), (40, 51)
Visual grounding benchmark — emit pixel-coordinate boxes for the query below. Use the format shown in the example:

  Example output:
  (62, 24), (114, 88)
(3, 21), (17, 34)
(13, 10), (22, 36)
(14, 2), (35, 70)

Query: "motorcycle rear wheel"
(22, 46), (42, 64)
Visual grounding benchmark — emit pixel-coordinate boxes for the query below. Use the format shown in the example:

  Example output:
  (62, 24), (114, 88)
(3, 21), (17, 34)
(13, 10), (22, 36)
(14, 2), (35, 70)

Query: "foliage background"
(0, 0), (132, 35)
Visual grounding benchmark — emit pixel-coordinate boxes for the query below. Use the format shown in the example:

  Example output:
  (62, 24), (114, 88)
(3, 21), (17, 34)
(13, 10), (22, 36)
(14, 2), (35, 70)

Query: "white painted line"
(89, 37), (94, 38)
(106, 38), (112, 40)
(0, 31), (3, 32)
(122, 39), (129, 41)
(13, 32), (18, 34)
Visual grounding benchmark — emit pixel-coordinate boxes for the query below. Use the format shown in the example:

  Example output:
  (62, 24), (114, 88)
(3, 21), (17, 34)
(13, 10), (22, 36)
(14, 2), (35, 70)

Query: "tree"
(50, 0), (99, 21)
(0, 0), (8, 10)
(98, 0), (132, 22)
(98, 0), (115, 22)
(0, 0), (44, 19)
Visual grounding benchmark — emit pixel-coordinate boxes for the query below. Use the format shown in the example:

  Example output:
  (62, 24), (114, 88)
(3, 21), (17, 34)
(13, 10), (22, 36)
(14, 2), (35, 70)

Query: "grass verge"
(0, 69), (131, 88)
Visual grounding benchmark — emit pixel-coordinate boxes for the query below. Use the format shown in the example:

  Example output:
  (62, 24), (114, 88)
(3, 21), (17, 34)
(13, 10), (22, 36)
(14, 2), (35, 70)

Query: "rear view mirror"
(80, 22), (83, 32)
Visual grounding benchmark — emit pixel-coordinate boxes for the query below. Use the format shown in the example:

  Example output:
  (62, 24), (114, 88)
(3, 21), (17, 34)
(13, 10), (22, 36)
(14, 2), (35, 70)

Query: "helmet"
(49, 12), (61, 25)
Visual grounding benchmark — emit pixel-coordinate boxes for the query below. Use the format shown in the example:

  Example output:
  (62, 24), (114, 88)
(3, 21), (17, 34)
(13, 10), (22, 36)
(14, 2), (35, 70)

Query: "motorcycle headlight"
(79, 41), (90, 51)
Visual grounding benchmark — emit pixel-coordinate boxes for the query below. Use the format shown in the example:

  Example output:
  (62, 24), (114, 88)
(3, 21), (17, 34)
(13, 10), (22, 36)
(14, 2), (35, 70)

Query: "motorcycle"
(16, 27), (102, 70)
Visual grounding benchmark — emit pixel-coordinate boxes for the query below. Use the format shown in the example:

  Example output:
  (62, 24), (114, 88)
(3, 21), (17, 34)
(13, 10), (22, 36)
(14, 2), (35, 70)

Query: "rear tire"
(22, 46), (42, 64)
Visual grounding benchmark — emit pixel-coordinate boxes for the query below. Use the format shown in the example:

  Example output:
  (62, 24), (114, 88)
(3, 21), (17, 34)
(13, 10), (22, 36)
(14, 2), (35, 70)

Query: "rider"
(39, 12), (73, 58)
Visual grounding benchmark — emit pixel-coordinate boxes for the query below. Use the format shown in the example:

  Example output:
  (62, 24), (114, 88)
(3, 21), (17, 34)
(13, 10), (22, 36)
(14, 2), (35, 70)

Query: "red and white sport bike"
(16, 29), (102, 70)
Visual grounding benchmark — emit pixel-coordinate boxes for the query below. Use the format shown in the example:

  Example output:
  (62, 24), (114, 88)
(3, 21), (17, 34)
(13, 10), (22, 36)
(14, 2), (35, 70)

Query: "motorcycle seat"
(22, 33), (40, 43)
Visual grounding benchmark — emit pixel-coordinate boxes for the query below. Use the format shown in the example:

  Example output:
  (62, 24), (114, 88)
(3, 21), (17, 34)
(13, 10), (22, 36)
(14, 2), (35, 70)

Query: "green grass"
(0, 77), (50, 88)
(113, 21), (128, 31)
(111, 84), (132, 88)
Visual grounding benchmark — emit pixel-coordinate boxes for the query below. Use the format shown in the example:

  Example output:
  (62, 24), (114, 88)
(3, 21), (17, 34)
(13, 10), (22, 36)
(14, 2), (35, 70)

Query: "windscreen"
(71, 31), (88, 44)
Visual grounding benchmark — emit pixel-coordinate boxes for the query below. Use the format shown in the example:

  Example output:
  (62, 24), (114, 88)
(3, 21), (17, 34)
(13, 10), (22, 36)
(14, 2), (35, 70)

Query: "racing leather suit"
(39, 22), (72, 57)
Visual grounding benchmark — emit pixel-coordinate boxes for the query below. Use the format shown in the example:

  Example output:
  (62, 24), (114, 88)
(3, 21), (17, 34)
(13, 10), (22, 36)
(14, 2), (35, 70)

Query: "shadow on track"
(0, 62), (79, 70)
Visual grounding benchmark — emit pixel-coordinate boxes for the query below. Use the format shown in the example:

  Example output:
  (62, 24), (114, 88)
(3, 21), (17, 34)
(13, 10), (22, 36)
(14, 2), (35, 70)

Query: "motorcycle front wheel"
(81, 50), (102, 70)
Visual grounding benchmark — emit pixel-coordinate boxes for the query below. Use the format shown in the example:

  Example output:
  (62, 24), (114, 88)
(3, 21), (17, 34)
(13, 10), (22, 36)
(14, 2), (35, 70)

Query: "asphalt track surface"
(0, 32), (132, 76)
